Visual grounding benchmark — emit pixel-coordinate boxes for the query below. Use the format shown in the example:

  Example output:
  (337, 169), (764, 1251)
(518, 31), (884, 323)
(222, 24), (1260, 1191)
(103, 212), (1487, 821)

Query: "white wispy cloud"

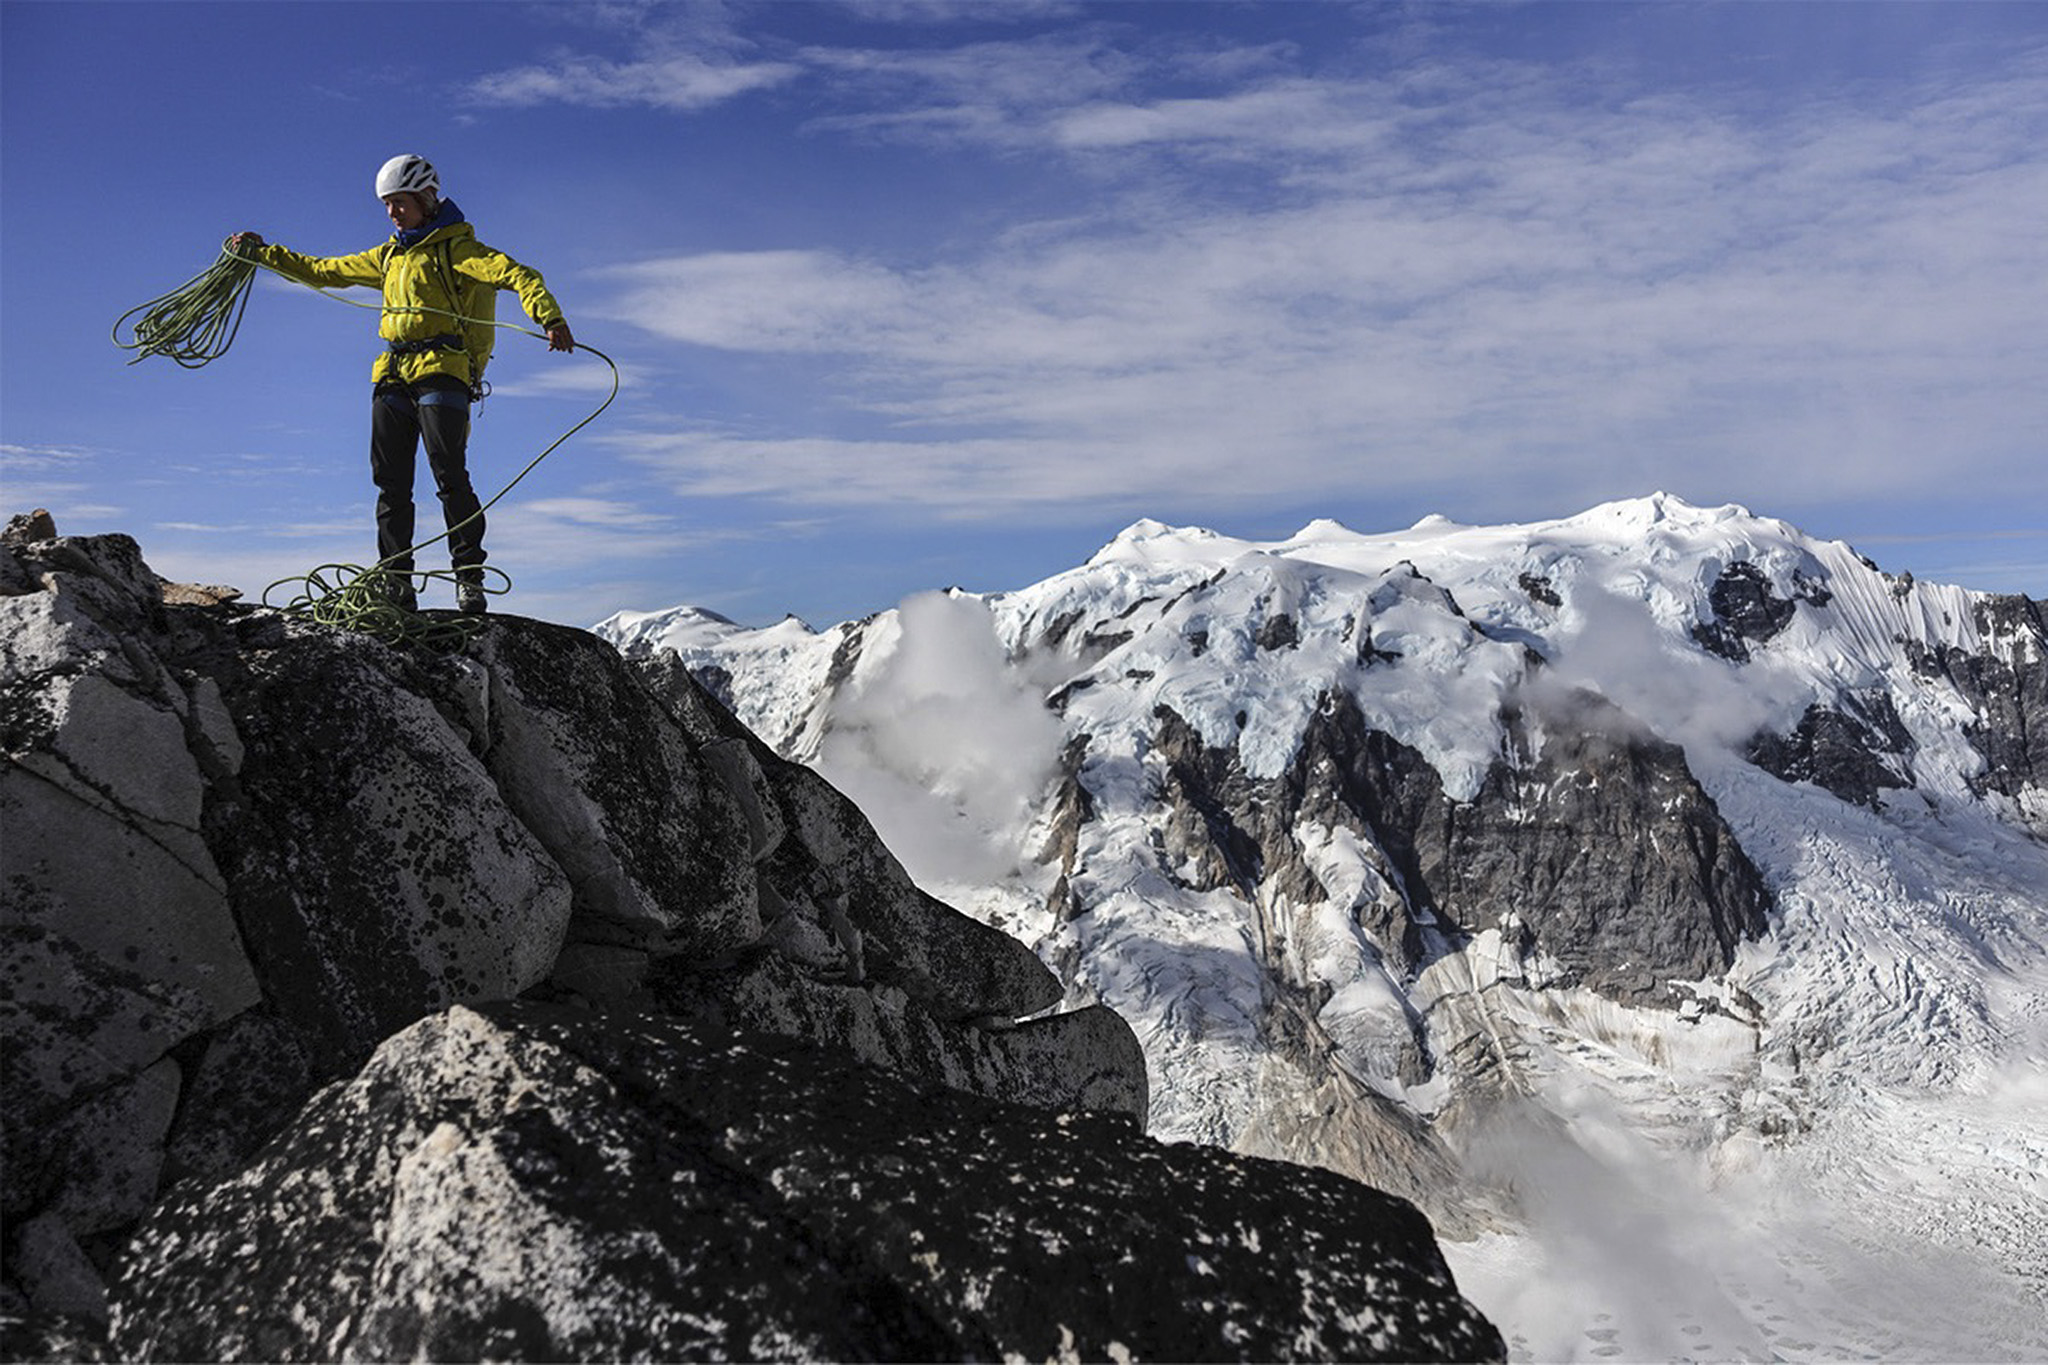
(466, 51), (799, 110)
(602, 430), (1096, 512)
(583, 27), (2047, 526)
(596, 251), (918, 352)
(484, 360), (636, 401)
(498, 495), (673, 533)
(833, 0), (1082, 24)
(2, 441), (101, 470)
(4, 444), (115, 523)
(152, 517), (359, 539)
(799, 31), (1139, 144)
(6, 495), (124, 525)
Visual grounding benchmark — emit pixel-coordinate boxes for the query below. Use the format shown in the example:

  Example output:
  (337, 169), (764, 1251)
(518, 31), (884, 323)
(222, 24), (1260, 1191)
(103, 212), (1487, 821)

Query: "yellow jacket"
(255, 219), (563, 388)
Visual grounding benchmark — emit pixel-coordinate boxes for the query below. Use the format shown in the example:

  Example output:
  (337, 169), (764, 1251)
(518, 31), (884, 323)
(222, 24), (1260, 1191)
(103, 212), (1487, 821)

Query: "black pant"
(370, 379), (484, 575)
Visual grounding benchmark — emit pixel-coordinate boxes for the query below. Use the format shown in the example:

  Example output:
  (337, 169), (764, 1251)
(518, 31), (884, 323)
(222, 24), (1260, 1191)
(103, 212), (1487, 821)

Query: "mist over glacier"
(810, 591), (1068, 889)
(598, 495), (2048, 1361)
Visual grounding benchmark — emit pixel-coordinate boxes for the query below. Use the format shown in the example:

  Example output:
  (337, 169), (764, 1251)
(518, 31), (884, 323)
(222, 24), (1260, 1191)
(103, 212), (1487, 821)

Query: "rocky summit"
(0, 517), (1502, 1363)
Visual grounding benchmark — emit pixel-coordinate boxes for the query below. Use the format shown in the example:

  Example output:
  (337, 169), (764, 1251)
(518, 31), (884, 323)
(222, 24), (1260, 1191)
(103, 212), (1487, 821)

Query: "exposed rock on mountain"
(1745, 691), (1914, 808)
(1285, 686), (1769, 1002)
(1906, 593), (2048, 812)
(1690, 559), (1811, 662)
(1, 520), (1497, 1361)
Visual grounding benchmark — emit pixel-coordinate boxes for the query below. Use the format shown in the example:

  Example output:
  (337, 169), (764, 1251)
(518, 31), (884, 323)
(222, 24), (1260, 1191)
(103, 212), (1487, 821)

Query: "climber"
(229, 154), (575, 614)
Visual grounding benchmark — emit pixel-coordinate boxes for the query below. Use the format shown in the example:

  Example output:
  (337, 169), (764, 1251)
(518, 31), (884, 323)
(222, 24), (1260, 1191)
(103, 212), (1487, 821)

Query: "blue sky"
(4, 1), (2044, 627)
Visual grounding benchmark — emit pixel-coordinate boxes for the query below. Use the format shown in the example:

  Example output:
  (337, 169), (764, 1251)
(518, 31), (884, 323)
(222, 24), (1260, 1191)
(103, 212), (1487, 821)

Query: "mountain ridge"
(598, 492), (2048, 1360)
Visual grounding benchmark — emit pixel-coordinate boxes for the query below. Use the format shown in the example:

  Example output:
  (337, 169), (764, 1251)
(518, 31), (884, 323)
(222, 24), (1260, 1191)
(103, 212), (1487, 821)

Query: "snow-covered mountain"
(597, 494), (2048, 1361)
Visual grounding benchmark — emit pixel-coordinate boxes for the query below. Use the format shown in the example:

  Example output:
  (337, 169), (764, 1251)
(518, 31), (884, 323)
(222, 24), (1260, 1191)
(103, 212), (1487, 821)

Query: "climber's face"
(383, 193), (430, 232)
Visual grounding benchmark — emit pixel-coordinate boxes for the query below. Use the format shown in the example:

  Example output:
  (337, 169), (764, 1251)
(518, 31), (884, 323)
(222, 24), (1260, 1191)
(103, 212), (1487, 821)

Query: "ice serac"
(6, 520), (1493, 1361)
(112, 1003), (1502, 1365)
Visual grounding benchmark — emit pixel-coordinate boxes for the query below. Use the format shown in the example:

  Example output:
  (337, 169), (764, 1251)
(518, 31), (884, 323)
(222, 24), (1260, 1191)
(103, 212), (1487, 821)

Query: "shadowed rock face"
(3, 525), (1494, 1361)
(204, 622), (576, 1063)
(1691, 561), (1800, 663)
(110, 1004), (1504, 1365)
(629, 649), (1063, 1024)
(1909, 595), (2048, 820)
(1427, 694), (1772, 1000)
(1150, 688), (1771, 1006)
(1747, 693), (1914, 809)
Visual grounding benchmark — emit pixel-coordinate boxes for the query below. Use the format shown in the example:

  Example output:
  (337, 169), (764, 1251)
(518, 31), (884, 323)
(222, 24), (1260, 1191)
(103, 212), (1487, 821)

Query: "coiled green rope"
(115, 242), (619, 648)
(113, 249), (261, 367)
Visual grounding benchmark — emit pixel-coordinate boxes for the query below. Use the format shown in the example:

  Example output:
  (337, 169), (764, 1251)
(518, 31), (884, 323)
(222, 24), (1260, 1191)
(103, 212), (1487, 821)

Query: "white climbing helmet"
(375, 153), (439, 201)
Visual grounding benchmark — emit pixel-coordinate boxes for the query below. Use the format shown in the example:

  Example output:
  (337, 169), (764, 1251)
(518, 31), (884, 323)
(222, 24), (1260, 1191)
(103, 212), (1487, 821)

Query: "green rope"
(265, 562), (496, 654)
(115, 242), (618, 648)
(112, 248), (260, 367)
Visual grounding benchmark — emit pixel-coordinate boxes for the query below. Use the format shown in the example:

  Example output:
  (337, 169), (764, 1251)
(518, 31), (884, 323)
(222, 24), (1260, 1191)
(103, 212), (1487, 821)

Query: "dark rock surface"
(1691, 560), (1799, 662)
(1431, 692), (1771, 998)
(1748, 692), (1914, 808)
(203, 622), (574, 1064)
(1088, 678), (1767, 1229)
(1908, 594), (2048, 821)
(4, 526), (1493, 1360)
(1149, 687), (1770, 1006)
(1517, 572), (1562, 608)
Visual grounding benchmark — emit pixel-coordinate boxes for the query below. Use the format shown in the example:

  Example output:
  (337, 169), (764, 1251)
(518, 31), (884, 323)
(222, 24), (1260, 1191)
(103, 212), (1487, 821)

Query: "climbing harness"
(385, 332), (465, 356)
(114, 240), (618, 649)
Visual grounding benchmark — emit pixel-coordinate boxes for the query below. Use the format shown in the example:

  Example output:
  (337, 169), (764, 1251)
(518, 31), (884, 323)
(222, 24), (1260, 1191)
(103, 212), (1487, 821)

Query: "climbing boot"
(383, 576), (418, 613)
(456, 574), (488, 615)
